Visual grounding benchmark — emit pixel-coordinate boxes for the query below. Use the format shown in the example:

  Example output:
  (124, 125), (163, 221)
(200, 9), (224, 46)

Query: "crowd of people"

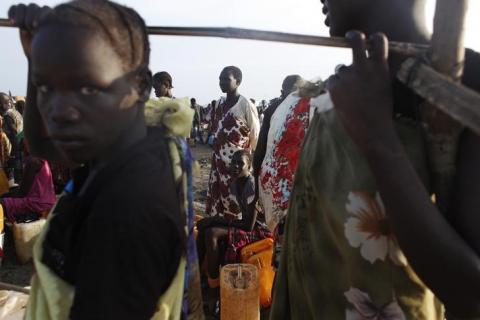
(1, 0), (480, 319)
(0, 92), (57, 261)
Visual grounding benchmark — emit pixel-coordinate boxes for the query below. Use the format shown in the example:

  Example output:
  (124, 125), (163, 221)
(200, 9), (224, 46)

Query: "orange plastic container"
(239, 238), (273, 262)
(240, 239), (276, 308)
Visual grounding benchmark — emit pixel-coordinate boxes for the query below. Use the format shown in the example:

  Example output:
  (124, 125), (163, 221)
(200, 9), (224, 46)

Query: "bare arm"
(9, 4), (63, 162)
(327, 31), (480, 317)
(363, 127), (480, 316)
(253, 105), (275, 179)
(245, 100), (260, 150)
(229, 201), (257, 232)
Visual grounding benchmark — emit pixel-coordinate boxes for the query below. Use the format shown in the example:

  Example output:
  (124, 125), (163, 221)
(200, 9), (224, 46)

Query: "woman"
(206, 66), (260, 220)
(258, 80), (328, 268)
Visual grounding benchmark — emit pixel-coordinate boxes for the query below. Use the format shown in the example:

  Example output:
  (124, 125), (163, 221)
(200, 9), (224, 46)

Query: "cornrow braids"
(38, 0), (150, 73)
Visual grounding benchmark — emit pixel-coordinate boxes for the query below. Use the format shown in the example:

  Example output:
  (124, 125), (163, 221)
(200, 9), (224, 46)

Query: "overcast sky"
(1, 0), (479, 105)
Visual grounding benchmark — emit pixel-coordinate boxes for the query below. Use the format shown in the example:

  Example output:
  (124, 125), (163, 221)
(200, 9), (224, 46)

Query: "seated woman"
(1, 155), (56, 223)
(196, 149), (272, 314)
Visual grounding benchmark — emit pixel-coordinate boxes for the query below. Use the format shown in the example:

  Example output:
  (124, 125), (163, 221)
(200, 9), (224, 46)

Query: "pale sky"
(0, 0), (479, 105)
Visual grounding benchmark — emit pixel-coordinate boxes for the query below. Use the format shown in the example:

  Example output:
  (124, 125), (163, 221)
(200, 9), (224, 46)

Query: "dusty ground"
(0, 143), (213, 287)
(192, 143), (213, 216)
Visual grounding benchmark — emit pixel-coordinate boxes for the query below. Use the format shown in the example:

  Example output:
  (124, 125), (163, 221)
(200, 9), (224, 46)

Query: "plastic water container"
(220, 264), (259, 320)
(13, 219), (46, 264)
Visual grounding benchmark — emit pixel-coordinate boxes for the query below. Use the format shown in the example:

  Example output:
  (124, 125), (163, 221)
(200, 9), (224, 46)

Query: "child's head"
(152, 71), (173, 98)
(229, 150), (252, 178)
(31, 0), (151, 164)
(0, 93), (12, 113)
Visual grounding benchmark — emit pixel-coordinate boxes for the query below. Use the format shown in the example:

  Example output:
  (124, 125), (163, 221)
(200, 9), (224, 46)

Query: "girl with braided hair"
(8, 1), (203, 319)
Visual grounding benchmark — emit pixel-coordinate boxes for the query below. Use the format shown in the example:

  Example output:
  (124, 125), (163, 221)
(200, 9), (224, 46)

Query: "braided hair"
(38, 0), (150, 73)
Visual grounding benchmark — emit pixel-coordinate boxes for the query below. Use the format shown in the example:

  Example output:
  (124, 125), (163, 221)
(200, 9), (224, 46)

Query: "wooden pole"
(0, 282), (30, 294)
(422, 0), (469, 214)
(397, 59), (480, 135)
(0, 18), (427, 56)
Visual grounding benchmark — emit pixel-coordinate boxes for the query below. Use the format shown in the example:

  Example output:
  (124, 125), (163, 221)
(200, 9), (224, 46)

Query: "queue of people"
(1, 0), (480, 320)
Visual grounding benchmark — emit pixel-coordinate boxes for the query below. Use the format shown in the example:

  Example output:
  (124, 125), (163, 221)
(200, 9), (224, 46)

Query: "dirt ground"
(0, 143), (214, 287)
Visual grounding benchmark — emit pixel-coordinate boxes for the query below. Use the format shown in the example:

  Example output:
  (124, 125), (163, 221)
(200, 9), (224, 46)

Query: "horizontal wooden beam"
(397, 57), (480, 135)
(0, 18), (428, 56)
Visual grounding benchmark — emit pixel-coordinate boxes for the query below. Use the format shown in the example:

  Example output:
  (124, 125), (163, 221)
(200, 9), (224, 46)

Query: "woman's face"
(219, 70), (239, 94)
(31, 25), (141, 164)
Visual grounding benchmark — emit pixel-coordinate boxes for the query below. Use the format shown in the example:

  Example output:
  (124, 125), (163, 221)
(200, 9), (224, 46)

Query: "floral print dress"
(206, 95), (260, 219)
(270, 93), (444, 320)
(259, 93), (331, 231)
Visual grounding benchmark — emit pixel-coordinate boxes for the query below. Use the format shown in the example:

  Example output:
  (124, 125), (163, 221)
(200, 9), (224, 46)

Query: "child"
(196, 149), (272, 315)
(8, 1), (202, 319)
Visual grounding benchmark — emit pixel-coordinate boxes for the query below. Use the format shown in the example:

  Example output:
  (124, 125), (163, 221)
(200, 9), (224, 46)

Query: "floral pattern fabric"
(270, 93), (444, 320)
(259, 95), (309, 230)
(206, 95), (259, 219)
(345, 287), (406, 320)
(259, 93), (331, 230)
(344, 192), (407, 267)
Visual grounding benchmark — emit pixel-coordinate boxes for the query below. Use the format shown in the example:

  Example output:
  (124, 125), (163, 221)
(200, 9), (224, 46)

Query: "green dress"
(270, 95), (444, 320)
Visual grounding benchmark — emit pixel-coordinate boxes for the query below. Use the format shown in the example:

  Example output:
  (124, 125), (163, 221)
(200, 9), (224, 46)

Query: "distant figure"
(0, 116), (12, 171)
(0, 92), (23, 184)
(190, 98), (202, 145)
(206, 99), (218, 146)
(152, 71), (174, 98)
(1, 156), (56, 223)
(253, 75), (302, 197)
(0, 116), (12, 195)
(206, 66), (260, 219)
(15, 100), (25, 115)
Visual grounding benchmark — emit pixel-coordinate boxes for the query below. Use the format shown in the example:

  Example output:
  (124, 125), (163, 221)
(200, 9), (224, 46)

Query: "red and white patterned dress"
(259, 93), (331, 230)
(206, 95), (260, 219)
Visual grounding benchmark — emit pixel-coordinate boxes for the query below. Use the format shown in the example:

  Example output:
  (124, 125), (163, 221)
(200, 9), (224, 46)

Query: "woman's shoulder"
(94, 135), (182, 223)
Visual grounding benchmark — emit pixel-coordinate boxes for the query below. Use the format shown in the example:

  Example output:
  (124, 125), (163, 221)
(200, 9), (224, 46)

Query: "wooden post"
(422, 0), (469, 214)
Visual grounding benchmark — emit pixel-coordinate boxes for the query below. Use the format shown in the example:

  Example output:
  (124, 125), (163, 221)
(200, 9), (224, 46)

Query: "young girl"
(8, 1), (202, 319)
(197, 149), (272, 314)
